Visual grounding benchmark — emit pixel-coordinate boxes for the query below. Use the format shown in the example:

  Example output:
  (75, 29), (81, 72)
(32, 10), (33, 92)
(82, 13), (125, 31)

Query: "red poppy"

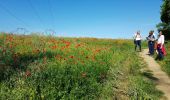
(75, 44), (81, 48)
(51, 45), (58, 50)
(95, 49), (101, 53)
(70, 56), (74, 59)
(62, 41), (71, 48)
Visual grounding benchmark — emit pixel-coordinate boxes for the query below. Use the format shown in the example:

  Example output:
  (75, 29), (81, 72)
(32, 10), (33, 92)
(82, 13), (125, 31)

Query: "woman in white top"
(157, 31), (165, 48)
(134, 31), (142, 51)
(156, 31), (165, 60)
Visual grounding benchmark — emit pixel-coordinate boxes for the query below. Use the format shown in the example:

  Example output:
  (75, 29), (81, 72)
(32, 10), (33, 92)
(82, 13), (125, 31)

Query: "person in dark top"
(147, 30), (155, 55)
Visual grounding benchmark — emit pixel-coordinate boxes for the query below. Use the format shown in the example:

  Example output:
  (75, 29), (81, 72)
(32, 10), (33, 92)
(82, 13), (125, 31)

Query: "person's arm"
(147, 35), (151, 41)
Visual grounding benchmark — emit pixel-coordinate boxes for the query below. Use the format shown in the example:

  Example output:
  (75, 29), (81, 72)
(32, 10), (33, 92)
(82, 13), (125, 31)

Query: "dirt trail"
(140, 49), (170, 100)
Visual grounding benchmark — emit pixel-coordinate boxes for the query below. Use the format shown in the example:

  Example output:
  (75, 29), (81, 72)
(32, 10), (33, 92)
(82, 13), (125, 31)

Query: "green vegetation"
(0, 33), (162, 99)
(157, 0), (170, 40)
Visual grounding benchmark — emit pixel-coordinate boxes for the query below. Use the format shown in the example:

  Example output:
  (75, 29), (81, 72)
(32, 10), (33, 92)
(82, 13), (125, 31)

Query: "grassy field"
(0, 33), (162, 99)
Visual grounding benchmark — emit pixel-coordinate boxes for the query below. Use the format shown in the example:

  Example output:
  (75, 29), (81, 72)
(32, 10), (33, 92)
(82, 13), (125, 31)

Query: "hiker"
(156, 31), (166, 60)
(146, 30), (155, 55)
(134, 31), (142, 52)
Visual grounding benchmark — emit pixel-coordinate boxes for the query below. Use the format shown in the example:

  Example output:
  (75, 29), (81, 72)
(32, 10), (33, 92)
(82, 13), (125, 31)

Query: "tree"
(157, 0), (170, 40)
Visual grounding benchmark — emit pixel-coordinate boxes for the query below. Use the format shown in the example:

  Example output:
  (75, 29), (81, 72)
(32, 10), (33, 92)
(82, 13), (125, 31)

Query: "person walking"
(134, 31), (142, 52)
(147, 30), (155, 55)
(156, 31), (166, 60)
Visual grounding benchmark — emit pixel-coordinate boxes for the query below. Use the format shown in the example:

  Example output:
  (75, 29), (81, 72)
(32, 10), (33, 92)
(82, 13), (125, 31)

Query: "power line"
(47, 0), (55, 29)
(0, 3), (30, 28)
(27, 0), (45, 29)
(45, 29), (56, 36)
(10, 28), (29, 35)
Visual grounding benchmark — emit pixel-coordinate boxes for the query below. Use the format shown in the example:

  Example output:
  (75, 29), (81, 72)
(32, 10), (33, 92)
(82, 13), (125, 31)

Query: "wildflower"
(36, 49), (40, 53)
(43, 56), (47, 64)
(81, 61), (85, 65)
(2, 49), (6, 53)
(81, 72), (87, 78)
(63, 41), (71, 48)
(92, 56), (96, 61)
(81, 51), (85, 55)
(100, 62), (105, 65)
(43, 48), (46, 53)
(70, 56), (74, 59)
(51, 45), (58, 50)
(10, 44), (13, 49)
(25, 70), (31, 77)
(95, 49), (101, 53)
(75, 44), (81, 48)
(86, 48), (90, 50)
(55, 55), (62, 60)
(13, 53), (18, 60)
(61, 47), (65, 50)
(100, 73), (106, 79)
(85, 56), (89, 59)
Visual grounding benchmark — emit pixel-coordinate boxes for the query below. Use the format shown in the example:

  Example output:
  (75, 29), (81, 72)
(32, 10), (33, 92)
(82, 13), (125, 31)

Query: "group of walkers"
(134, 30), (166, 60)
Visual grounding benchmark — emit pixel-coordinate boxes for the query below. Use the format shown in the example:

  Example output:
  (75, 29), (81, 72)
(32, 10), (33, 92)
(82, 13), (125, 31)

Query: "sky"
(0, 0), (162, 39)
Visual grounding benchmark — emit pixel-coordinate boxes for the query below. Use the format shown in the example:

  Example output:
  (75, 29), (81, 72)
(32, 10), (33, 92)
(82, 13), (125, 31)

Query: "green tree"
(157, 0), (170, 40)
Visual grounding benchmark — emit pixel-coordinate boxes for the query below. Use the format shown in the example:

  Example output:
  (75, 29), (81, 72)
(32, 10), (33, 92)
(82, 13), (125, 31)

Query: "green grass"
(0, 33), (162, 99)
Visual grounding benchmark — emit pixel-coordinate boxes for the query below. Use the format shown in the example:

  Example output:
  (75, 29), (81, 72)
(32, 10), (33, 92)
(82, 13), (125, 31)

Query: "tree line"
(157, 0), (170, 40)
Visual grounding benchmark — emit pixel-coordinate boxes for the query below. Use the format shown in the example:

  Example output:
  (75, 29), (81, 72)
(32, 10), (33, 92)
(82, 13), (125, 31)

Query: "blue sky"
(0, 0), (162, 39)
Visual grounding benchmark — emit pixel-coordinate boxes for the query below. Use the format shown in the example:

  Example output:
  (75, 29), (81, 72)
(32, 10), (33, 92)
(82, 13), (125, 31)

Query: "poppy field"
(0, 33), (162, 99)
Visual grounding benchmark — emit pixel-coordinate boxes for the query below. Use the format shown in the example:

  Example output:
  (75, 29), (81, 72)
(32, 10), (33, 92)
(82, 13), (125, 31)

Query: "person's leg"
(153, 42), (155, 54)
(155, 47), (159, 60)
(136, 40), (139, 51)
(135, 41), (137, 51)
(149, 42), (152, 54)
(157, 47), (164, 60)
(148, 42), (149, 53)
(139, 40), (141, 51)
(150, 42), (154, 55)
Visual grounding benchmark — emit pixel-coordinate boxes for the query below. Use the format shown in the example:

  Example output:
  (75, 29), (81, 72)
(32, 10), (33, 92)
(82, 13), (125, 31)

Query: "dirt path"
(140, 49), (170, 100)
